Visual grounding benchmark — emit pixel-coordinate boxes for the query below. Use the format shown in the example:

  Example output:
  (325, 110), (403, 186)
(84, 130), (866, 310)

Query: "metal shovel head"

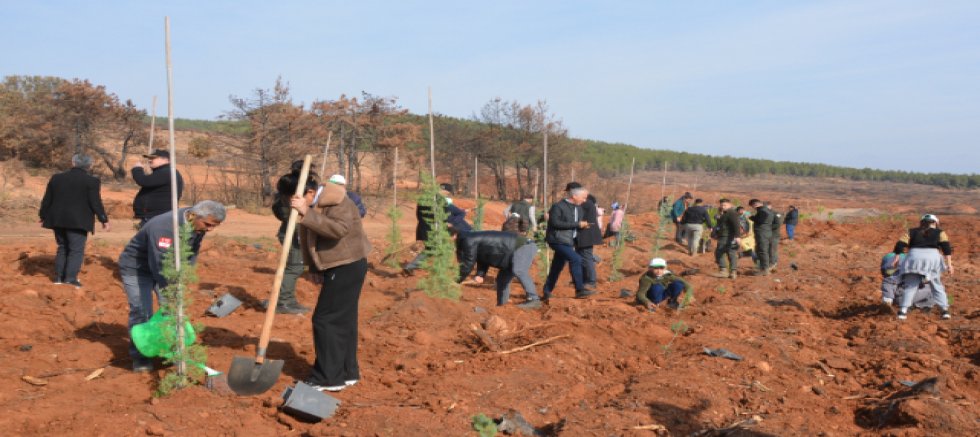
(227, 355), (285, 396)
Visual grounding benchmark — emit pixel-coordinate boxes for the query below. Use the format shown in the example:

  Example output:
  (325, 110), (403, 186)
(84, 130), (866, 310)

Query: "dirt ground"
(1, 166), (978, 436)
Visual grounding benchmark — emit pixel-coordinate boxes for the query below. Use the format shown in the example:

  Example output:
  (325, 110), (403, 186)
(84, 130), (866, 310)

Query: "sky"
(2, 1), (978, 174)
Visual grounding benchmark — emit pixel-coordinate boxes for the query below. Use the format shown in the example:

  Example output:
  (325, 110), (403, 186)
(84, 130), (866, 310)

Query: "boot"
(712, 268), (730, 278)
(729, 269), (738, 280)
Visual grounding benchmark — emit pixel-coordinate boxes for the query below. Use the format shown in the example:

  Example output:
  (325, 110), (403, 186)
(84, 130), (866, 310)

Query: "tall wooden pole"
(147, 95), (158, 154)
(543, 129), (549, 207)
(428, 86), (435, 179)
(164, 16), (186, 377)
(623, 157), (636, 214)
(533, 168), (540, 206)
(473, 156), (478, 199)
(393, 147), (399, 207)
(659, 161), (668, 203)
(319, 130), (333, 179)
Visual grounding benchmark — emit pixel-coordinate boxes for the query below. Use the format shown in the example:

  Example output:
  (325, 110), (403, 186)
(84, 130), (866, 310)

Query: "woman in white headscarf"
(892, 214), (953, 321)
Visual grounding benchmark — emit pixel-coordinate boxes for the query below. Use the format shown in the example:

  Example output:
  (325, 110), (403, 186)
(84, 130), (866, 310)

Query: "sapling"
(382, 205), (403, 269)
(416, 174), (461, 300)
(156, 222), (207, 395)
(472, 196), (487, 231)
(608, 218), (629, 281)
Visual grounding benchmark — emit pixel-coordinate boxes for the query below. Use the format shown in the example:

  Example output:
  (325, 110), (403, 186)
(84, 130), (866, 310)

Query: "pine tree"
(472, 196), (487, 231)
(156, 222), (207, 395)
(416, 174), (461, 300)
(608, 218), (629, 281)
(382, 205), (403, 269)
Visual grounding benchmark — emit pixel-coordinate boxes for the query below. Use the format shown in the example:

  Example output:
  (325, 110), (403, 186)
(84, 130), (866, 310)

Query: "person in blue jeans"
(634, 258), (693, 311)
(784, 205), (799, 240)
(542, 187), (594, 300)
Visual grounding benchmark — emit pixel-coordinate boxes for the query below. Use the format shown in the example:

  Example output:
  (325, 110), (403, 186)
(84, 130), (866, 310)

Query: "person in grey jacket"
(541, 187), (595, 300)
(117, 200), (226, 372)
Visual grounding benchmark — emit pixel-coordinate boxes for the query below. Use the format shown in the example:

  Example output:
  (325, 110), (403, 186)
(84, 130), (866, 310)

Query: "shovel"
(228, 154), (312, 396)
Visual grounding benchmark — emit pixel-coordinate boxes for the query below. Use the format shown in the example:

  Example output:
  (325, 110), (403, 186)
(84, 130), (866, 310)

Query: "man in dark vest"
(749, 199), (775, 275)
(131, 149), (184, 228)
(503, 193), (536, 233)
(39, 153), (110, 288)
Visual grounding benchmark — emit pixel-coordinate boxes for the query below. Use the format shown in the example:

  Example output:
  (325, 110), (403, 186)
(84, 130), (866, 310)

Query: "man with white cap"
(328, 174), (366, 218)
(634, 258), (692, 311)
(892, 214), (954, 320)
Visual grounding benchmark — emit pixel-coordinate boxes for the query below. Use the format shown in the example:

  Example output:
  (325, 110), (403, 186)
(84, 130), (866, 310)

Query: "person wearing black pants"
(292, 181), (372, 392)
(39, 153), (110, 287)
(310, 258), (367, 388)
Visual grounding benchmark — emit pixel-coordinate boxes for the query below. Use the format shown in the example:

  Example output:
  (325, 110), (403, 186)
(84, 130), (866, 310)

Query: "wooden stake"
(147, 95), (157, 154)
(473, 156), (478, 199)
(660, 161), (668, 203)
(319, 130), (333, 179)
(393, 147), (398, 207)
(623, 157), (636, 213)
(164, 16), (186, 378)
(428, 86), (435, 179)
(498, 335), (569, 355)
(542, 129), (549, 207)
(532, 168), (540, 206)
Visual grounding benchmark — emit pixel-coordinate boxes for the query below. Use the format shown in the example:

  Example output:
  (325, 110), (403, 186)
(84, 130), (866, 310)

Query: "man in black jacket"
(542, 186), (594, 300)
(455, 230), (541, 308)
(749, 199), (775, 275)
(39, 154), (110, 288)
(784, 205), (799, 240)
(575, 191), (603, 288)
(712, 198), (741, 279)
(680, 198), (710, 256)
(132, 149), (184, 228)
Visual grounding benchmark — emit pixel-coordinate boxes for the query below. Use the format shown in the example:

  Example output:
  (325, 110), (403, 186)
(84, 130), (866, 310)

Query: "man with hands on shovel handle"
(290, 181), (371, 392)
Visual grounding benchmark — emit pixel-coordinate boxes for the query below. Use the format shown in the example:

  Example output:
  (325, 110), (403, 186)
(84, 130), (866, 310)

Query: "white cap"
(328, 174), (346, 185)
(921, 214), (938, 224)
(648, 258), (667, 268)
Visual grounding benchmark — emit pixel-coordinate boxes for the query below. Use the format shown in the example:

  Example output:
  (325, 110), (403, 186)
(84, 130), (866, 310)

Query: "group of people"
(39, 151), (958, 395)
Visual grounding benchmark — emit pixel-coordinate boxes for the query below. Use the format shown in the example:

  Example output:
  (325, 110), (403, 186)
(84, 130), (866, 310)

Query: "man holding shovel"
(117, 200), (226, 372)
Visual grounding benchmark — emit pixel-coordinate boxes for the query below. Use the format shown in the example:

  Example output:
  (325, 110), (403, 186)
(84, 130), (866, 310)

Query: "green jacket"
(635, 271), (692, 306)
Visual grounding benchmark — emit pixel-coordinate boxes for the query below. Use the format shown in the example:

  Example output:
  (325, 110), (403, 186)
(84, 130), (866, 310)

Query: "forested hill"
(169, 116), (977, 189)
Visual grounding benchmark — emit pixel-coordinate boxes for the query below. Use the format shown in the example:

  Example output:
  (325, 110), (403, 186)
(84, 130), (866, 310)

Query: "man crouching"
(635, 258), (692, 312)
(455, 229), (542, 309)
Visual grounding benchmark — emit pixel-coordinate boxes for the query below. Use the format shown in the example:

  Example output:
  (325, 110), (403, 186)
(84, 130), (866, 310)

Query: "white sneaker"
(314, 384), (345, 392)
(941, 310), (951, 320)
(344, 379), (358, 387)
(882, 297), (893, 305)
(897, 308), (908, 320)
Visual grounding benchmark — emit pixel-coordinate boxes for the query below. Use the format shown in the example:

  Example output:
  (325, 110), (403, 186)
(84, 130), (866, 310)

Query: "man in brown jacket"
(291, 182), (371, 392)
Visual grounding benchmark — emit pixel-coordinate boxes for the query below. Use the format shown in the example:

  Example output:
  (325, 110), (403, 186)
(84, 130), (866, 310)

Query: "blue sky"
(2, 1), (978, 173)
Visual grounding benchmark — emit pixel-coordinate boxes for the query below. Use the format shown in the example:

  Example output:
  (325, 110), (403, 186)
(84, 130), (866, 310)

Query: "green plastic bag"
(130, 311), (196, 358)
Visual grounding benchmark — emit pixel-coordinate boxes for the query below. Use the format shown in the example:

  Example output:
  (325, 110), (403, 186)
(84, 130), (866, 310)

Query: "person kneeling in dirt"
(292, 181), (371, 392)
(455, 229), (542, 309)
(118, 200), (226, 372)
(892, 214), (954, 321)
(635, 258), (692, 311)
(880, 252), (933, 308)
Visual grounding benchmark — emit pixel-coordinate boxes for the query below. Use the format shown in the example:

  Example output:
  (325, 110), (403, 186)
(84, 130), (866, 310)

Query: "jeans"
(577, 246), (596, 286)
(53, 227), (87, 282)
(715, 236), (738, 271)
(785, 224), (796, 240)
(543, 243), (584, 297)
(310, 258), (367, 387)
(278, 241), (305, 305)
(899, 273), (948, 310)
(646, 280), (684, 305)
(121, 271), (162, 360)
(683, 224), (703, 255)
(496, 244), (539, 305)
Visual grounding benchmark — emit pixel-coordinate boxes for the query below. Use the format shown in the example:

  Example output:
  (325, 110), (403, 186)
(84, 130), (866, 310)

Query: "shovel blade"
(227, 355), (285, 396)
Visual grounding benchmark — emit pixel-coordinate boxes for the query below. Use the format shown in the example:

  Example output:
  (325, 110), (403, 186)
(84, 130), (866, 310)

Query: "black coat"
(784, 208), (799, 225)
(751, 206), (775, 235)
(132, 164), (184, 219)
(545, 199), (582, 246)
(455, 231), (527, 281)
(415, 198), (471, 242)
(575, 199), (603, 248)
(39, 168), (108, 233)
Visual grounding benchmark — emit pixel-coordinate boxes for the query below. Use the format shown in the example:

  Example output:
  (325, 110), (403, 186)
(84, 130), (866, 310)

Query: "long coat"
(39, 168), (108, 233)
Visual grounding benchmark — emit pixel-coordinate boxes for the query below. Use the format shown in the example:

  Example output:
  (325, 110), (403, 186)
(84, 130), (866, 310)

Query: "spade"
(227, 155), (311, 396)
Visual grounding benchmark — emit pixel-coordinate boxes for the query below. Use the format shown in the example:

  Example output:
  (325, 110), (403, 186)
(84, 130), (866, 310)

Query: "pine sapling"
(608, 218), (629, 281)
(382, 205), (403, 269)
(417, 174), (461, 300)
(156, 222), (207, 395)
(472, 196), (487, 231)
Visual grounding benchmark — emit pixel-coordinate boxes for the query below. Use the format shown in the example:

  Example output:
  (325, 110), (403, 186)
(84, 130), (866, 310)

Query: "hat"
(921, 214), (939, 224)
(142, 149), (171, 159)
(611, 202), (620, 209)
(328, 174), (347, 185)
(439, 183), (454, 193)
(648, 258), (667, 268)
(565, 182), (582, 191)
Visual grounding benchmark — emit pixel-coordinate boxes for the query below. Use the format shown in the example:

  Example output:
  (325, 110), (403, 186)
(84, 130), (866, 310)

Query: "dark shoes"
(65, 280), (83, 289)
(132, 357), (153, 373)
(262, 299), (311, 315)
(574, 289), (596, 299)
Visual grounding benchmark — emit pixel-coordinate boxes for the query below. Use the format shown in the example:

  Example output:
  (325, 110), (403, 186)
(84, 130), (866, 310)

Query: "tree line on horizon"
(1, 74), (976, 200)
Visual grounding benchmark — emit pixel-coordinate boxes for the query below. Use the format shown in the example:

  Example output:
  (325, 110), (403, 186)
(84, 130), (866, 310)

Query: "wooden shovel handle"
(256, 154), (312, 362)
